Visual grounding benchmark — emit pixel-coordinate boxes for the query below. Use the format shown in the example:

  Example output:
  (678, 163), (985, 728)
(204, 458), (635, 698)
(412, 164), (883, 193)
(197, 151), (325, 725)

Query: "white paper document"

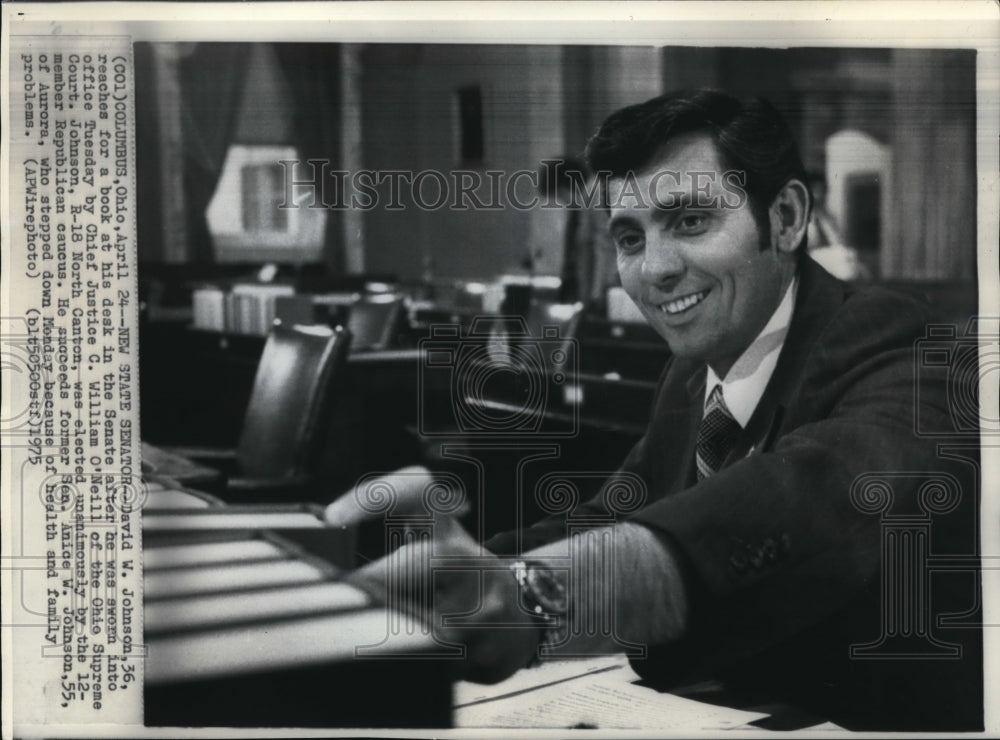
(454, 655), (768, 729)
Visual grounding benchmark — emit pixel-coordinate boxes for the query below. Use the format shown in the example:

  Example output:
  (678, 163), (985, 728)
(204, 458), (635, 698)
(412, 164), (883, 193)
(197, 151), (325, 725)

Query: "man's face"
(607, 133), (796, 377)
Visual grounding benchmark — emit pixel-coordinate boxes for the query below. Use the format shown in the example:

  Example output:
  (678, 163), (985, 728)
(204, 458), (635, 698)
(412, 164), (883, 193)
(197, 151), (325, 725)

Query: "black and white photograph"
(2, 3), (998, 737)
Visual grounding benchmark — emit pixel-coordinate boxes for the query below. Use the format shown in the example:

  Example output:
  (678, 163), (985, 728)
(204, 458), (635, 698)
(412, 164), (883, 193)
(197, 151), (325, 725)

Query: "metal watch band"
(510, 559), (568, 649)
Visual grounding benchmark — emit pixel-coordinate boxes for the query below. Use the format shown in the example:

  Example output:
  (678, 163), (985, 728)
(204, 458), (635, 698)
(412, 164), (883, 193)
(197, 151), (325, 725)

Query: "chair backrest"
(345, 295), (406, 351)
(482, 300), (583, 378)
(236, 324), (351, 480)
(522, 300), (584, 372)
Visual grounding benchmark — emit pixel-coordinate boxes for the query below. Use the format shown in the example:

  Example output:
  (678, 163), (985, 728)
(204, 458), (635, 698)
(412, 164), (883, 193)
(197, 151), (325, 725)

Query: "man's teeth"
(660, 291), (707, 315)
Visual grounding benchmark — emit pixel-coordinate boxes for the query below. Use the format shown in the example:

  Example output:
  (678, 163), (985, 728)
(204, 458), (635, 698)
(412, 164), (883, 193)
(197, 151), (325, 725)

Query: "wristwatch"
(510, 560), (568, 648)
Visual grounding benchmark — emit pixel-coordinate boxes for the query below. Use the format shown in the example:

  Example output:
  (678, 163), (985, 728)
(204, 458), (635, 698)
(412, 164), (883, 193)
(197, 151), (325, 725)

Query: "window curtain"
(179, 44), (250, 262)
(886, 49), (976, 280)
(273, 44), (344, 273)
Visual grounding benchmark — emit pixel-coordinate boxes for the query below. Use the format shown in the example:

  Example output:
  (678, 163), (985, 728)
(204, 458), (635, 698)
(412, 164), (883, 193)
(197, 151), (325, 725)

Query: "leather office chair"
(521, 299), (584, 369)
(406, 301), (585, 524)
(345, 295), (406, 351)
(149, 323), (352, 502)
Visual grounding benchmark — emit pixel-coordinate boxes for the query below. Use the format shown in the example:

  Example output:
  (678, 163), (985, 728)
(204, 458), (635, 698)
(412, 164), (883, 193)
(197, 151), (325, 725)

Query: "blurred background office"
(133, 43), (979, 511)
(133, 44), (984, 724)
(134, 44), (976, 281)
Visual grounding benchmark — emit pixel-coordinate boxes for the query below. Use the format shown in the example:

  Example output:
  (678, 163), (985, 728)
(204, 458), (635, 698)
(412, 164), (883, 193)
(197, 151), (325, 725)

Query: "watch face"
(526, 564), (567, 616)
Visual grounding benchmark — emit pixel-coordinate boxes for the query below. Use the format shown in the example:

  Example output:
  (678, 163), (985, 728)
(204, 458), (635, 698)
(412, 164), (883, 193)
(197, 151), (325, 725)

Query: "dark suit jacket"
(487, 257), (982, 730)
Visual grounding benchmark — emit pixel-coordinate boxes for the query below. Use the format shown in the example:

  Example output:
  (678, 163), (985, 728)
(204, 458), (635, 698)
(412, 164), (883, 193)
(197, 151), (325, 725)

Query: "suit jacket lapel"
(647, 356), (705, 492)
(682, 366), (707, 487)
(720, 257), (848, 468)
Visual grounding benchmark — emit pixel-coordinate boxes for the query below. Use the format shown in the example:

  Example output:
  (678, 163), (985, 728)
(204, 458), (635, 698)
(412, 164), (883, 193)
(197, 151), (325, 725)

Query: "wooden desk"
(141, 479), (452, 728)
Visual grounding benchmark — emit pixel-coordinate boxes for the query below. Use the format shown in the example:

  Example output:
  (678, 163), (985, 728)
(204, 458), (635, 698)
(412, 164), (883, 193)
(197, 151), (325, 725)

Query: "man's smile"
(657, 289), (710, 316)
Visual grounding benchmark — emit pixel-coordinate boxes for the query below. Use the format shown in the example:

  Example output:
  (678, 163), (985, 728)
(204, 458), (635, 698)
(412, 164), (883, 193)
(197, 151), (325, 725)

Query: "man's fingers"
(430, 511), (477, 545)
(343, 521), (539, 684)
(347, 536), (433, 602)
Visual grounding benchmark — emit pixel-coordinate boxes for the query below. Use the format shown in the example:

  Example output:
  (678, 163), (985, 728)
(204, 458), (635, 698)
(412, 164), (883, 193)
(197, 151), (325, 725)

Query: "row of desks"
(140, 315), (670, 448)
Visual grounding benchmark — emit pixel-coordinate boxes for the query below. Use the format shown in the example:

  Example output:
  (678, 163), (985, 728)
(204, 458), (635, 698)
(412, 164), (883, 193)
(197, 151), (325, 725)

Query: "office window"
(206, 145), (327, 263)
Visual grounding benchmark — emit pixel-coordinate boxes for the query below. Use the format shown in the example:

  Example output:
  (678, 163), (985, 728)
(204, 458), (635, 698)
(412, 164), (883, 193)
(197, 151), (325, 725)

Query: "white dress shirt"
(704, 277), (799, 427)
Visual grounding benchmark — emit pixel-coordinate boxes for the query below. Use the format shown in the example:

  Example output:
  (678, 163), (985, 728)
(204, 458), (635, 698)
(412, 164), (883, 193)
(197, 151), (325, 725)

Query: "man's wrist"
(522, 523), (690, 648)
(509, 559), (567, 653)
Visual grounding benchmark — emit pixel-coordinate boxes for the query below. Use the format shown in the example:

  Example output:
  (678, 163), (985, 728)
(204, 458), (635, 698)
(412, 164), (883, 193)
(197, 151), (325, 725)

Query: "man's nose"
(641, 235), (685, 286)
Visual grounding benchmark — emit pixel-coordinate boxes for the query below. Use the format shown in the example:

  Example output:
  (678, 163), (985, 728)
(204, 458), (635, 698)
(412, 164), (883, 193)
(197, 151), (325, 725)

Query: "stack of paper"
(454, 655), (768, 730)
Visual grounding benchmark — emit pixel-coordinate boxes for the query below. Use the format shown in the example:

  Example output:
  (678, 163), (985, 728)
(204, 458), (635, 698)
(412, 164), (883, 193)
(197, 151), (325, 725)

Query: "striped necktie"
(696, 385), (742, 480)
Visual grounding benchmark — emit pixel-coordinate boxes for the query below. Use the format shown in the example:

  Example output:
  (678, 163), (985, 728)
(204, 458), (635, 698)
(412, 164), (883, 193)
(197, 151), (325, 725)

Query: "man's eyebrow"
(651, 191), (712, 212)
(608, 205), (684, 232)
(608, 192), (722, 230)
(607, 214), (642, 231)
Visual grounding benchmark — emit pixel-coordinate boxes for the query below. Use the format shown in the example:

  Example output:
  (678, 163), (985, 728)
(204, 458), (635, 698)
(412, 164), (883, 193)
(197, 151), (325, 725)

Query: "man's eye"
(676, 213), (708, 234)
(614, 232), (644, 253)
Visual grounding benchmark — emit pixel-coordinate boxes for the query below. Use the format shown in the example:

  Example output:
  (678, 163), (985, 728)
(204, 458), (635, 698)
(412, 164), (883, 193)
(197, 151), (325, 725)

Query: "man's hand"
(347, 515), (542, 683)
(327, 468), (689, 682)
(328, 468), (541, 683)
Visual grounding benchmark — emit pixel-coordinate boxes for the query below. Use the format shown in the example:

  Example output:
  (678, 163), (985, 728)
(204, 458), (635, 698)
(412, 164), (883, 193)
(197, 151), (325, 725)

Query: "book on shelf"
(191, 283), (296, 335)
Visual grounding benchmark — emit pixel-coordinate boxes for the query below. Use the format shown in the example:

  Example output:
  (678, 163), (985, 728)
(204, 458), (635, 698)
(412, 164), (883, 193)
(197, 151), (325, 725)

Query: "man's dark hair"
(585, 88), (811, 250)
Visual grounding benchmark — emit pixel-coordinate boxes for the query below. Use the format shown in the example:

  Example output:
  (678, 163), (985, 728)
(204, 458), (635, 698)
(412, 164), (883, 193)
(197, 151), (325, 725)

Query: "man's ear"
(768, 178), (810, 254)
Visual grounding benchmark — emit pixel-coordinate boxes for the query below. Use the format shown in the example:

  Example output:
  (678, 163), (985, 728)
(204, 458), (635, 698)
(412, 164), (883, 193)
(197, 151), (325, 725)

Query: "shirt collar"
(704, 276), (798, 427)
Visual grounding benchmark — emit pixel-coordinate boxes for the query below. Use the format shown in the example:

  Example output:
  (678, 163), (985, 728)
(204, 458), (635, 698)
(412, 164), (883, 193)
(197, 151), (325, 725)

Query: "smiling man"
(346, 89), (982, 731)
(607, 130), (803, 381)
